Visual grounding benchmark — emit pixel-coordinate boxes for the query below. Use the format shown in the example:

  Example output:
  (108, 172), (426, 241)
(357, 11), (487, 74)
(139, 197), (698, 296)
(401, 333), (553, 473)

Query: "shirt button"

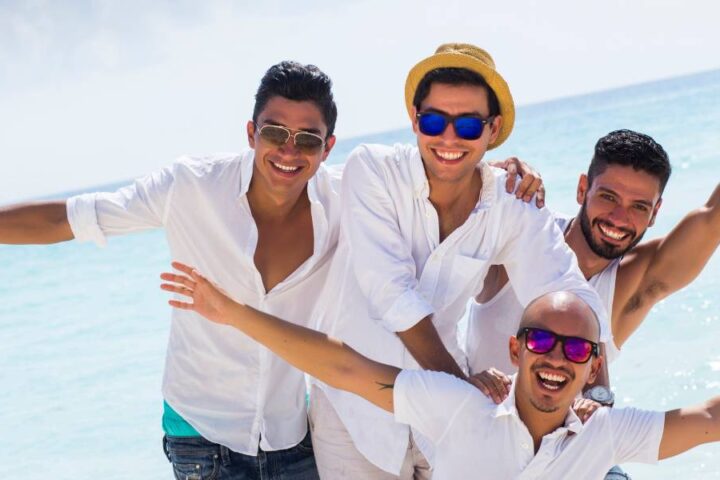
(521, 443), (529, 450)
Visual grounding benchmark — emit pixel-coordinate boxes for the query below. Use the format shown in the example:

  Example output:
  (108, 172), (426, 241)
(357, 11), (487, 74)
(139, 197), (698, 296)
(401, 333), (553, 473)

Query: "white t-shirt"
(465, 214), (622, 375)
(313, 143), (609, 474)
(394, 370), (664, 480)
(68, 151), (342, 455)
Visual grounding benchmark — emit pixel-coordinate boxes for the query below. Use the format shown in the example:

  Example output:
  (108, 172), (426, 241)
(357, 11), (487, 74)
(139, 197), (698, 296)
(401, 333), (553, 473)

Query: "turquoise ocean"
(2, 70), (719, 478)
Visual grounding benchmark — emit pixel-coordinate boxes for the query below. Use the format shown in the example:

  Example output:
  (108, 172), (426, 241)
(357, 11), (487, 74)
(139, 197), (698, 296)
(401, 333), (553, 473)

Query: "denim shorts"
(163, 432), (319, 480)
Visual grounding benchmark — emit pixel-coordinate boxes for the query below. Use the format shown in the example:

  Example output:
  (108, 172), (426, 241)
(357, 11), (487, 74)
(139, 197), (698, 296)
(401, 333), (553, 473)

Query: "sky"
(1, 0), (719, 202)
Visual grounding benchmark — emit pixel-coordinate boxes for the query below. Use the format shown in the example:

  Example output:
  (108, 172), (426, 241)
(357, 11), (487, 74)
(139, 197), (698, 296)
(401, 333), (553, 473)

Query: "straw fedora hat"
(405, 43), (515, 149)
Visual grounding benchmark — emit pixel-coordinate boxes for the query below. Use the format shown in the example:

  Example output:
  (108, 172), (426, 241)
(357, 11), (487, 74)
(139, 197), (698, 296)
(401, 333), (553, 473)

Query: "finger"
(471, 377), (491, 397)
(505, 159), (518, 193)
(536, 186), (546, 208)
(515, 171), (535, 199)
(169, 299), (194, 310)
(160, 272), (196, 289)
(161, 283), (195, 298)
(171, 261), (196, 276)
(524, 177), (543, 201)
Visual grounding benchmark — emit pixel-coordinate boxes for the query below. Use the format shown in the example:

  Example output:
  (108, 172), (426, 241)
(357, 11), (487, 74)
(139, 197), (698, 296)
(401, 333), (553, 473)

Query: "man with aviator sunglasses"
(305, 43), (611, 478)
(160, 263), (720, 479)
(0, 61), (340, 479)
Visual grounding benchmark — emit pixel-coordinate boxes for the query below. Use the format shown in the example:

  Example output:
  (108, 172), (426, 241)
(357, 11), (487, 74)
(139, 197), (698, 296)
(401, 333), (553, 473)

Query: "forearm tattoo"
(376, 381), (395, 390)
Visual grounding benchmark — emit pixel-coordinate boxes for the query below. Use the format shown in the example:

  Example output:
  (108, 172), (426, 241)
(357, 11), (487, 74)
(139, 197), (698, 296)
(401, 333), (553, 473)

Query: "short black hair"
(253, 61), (338, 138)
(412, 68), (500, 117)
(588, 129), (671, 193)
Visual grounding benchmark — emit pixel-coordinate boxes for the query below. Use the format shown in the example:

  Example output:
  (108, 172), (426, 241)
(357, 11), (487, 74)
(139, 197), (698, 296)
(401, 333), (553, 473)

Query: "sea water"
(1, 69), (719, 478)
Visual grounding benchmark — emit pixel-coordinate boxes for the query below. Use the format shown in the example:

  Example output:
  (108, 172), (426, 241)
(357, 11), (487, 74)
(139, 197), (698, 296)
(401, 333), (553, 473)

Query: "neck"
(247, 171), (309, 223)
(427, 168), (483, 210)
(515, 392), (570, 452)
(564, 216), (612, 280)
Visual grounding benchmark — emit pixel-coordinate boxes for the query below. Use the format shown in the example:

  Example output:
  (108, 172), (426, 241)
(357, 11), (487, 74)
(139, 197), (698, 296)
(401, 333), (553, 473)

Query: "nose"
(545, 341), (567, 364)
(277, 137), (301, 156)
(607, 205), (631, 226)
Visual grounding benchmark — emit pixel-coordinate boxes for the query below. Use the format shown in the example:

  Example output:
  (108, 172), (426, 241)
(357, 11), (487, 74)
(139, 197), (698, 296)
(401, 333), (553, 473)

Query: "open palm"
(160, 261), (234, 325)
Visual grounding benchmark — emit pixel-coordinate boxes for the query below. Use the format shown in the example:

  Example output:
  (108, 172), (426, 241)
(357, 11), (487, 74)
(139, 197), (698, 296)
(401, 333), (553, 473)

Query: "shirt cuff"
(392, 370), (413, 425)
(380, 289), (434, 333)
(67, 193), (107, 247)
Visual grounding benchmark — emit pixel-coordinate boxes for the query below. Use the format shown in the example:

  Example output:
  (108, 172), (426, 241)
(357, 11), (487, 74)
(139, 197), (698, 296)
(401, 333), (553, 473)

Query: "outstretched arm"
(614, 182), (720, 345)
(659, 396), (720, 459)
(161, 262), (400, 412)
(0, 201), (73, 244)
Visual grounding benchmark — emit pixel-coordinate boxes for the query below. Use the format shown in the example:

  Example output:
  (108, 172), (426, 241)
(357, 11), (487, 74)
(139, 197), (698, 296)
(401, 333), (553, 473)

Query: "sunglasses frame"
(516, 327), (599, 364)
(415, 111), (495, 140)
(255, 123), (326, 153)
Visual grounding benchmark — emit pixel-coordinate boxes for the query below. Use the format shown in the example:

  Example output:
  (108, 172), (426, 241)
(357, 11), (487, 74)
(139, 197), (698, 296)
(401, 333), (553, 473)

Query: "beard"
(579, 201), (645, 259)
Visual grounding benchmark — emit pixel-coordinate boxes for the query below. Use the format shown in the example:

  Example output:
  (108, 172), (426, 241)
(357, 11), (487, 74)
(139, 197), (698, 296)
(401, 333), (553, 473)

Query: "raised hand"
(572, 397), (602, 424)
(488, 157), (545, 208)
(160, 261), (235, 325)
(468, 367), (512, 404)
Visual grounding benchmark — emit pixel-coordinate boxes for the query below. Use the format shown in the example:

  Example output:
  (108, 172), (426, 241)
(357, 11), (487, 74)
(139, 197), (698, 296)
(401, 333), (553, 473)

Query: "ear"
(509, 335), (520, 367)
(577, 174), (589, 205)
(247, 121), (256, 149)
(487, 115), (503, 144)
(648, 197), (663, 227)
(585, 355), (603, 385)
(411, 106), (420, 134)
(321, 135), (337, 163)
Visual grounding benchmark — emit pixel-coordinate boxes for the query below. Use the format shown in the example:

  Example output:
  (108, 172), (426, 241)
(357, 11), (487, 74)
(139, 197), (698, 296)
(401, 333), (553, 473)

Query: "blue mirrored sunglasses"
(416, 112), (495, 141)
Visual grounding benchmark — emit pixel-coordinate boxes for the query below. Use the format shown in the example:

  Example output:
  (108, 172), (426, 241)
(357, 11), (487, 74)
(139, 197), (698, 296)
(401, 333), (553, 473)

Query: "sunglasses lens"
(454, 117), (484, 140)
(418, 113), (448, 136)
(259, 125), (290, 146)
(563, 338), (593, 363)
(525, 329), (555, 354)
(294, 132), (324, 153)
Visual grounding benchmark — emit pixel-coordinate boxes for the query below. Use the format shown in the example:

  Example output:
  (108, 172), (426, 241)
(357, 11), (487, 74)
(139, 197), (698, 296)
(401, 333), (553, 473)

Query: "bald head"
(520, 291), (600, 342)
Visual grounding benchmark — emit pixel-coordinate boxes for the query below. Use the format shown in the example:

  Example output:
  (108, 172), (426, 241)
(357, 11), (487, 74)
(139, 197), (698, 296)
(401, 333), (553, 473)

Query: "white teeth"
(537, 371), (566, 391)
(272, 162), (300, 172)
(435, 150), (463, 160)
(598, 224), (627, 240)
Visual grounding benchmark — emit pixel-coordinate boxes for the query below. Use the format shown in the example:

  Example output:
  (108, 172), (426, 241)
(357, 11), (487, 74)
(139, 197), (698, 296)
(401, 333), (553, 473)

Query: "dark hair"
(412, 68), (500, 116)
(253, 61), (338, 138)
(588, 129), (671, 193)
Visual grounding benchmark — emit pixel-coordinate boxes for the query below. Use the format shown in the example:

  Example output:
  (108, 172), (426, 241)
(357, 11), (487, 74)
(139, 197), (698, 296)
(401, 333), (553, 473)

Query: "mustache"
(531, 362), (575, 381)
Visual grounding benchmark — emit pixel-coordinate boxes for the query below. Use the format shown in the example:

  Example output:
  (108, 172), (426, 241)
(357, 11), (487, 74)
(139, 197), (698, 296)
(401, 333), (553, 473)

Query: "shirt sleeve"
(494, 188), (611, 342)
(610, 407), (665, 464)
(66, 164), (176, 246)
(342, 146), (434, 333)
(394, 369), (477, 443)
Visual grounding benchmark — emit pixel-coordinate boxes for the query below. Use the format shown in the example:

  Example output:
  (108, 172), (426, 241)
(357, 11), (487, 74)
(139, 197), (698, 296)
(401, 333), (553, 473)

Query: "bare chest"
(253, 212), (314, 293)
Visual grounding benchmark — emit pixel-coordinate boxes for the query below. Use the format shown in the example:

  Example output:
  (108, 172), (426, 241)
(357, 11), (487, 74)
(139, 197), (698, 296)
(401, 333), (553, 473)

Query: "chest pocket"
(419, 254), (489, 309)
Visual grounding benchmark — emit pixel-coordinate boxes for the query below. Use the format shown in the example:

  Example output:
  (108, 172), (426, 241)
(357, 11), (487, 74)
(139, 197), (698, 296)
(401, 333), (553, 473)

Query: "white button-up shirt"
(395, 370), (664, 479)
(67, 151), (342, 454)
(314, 143), (610, 474)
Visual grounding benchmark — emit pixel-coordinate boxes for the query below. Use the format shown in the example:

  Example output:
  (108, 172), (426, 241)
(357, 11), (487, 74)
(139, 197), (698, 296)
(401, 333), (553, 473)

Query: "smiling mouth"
(432, 148), (466, 162)
(536, 371), (569, 392)
(270, 161), (303, 174)
(597, 223), (630, 242)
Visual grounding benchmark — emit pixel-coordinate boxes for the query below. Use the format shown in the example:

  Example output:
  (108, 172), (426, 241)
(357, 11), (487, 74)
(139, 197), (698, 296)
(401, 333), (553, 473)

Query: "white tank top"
(464, 215), (621, 375)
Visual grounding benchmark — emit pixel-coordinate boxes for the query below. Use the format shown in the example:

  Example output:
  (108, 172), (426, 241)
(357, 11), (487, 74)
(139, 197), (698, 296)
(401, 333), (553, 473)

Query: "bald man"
(161, 263), (720, 479)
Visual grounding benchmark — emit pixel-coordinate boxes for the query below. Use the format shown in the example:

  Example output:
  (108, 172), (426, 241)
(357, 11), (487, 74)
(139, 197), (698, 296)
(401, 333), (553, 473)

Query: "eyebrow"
(421, 107), (488, 118)
(597, 187), (654, 207)
(261, 119), (323, 135)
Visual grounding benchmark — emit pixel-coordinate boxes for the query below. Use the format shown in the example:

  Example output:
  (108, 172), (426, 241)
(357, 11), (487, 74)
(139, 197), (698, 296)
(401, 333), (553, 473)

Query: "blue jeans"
(163, 433), (320, 480)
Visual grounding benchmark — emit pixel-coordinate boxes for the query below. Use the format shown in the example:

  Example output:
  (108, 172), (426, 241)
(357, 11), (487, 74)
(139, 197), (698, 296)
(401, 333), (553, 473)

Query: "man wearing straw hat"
(307, 43), (611, 478)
